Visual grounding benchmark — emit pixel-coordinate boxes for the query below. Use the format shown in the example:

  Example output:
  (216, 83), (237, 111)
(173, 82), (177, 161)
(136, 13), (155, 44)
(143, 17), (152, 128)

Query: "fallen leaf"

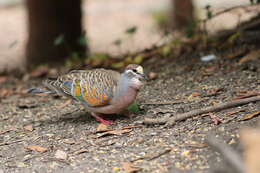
(0, 129), (12, 135)
(24, 125), (34, 132)
(226, 109), (246, 116)
(192, 92), (201, 97)
(26, 145), (48, 153)
(207, 88), (223, 96)
(133, 55), (143, 64)
(202, 66), (217, 75)
(234, 90), (260, 100)
(63, 139), (76, 145)
(55, 150), (67, 160)
(73, 149), (88, 155)
(238, 50), (260, 65)
(0, 88), (14, 98)
(35, 93), (48, 97)
(111, 62), (125, 69)
(240, 111), (260, 121)
(30, 66), (49, 78)
(97, 129), (132, 138)
(56, 99), (72, 109)
(122, 162), (140, 173)
(209, 113), (222, 125)
(96, 124), (111, 132)
(122, 125), (141, 130)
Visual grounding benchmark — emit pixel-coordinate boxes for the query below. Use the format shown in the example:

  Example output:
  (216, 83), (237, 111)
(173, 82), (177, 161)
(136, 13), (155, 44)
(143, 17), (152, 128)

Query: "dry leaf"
(209, 113), (222, 125)
(226, 109), (246, 116)
(63, 139), (76, 145)
(30, 66), (49, 78)
(96, 124), (111, 132)
(97, 129), (132, 138)
(56, 99), (72, 109)
(240, 111), (260, 121)
(26, 145), (48, 153)
(122, 125), (141, 130)
(74, 149), (88, 155)
(203, 66), (217, 74)
(0, 88), (14, 98)
(0, 129), (12, 135)
(122, 162), (140, 173)
(35, 93), (48, 97)
(192, 92), (201, 97)
(24, 125), (34, 132)
(238, 50), (260, 65)
(207, 88), (223, 96)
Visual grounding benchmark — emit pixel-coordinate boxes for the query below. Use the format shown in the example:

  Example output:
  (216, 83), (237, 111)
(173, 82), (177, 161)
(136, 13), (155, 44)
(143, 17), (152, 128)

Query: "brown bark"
(171, 0), (194, 30)
(25, 0), (86, 69)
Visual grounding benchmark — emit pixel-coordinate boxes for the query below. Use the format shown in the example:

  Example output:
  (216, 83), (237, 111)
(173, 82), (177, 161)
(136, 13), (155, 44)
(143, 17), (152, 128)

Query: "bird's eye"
(132, 69), (137, 73)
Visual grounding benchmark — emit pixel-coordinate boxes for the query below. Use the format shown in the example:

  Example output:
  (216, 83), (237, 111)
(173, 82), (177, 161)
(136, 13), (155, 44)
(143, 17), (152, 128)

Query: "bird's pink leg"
(91, 112), (113, 125)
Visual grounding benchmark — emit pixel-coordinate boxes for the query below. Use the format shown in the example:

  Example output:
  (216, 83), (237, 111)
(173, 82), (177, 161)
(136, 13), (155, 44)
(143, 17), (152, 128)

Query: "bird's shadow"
(36, 109), (131, 127)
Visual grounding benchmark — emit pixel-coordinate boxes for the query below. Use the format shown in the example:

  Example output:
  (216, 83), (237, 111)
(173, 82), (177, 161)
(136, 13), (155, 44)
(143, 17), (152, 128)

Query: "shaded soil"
(0, 51), (259, 172)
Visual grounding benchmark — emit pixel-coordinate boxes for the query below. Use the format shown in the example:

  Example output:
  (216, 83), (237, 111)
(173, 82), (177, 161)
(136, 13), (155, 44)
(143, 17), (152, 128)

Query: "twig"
(130, 148), (172, 162)
(142, 100), (185, 105)
(146, 148), (172, 161)
(0, 139), (24, 147)
(212, 4), (259, 20)
(206, 134), (245, 173)
(203, 3), (260, 23)
(143, 96), (260, 125)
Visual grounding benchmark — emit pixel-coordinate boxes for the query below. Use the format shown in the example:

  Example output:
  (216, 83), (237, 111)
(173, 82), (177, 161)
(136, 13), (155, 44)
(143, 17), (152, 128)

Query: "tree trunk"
(25, 0), (86, 69)
(171, 0), (194, 30)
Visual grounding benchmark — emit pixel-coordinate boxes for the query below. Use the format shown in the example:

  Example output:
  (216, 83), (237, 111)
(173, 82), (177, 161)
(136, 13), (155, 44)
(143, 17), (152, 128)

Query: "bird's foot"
(91, 112), (113, 125)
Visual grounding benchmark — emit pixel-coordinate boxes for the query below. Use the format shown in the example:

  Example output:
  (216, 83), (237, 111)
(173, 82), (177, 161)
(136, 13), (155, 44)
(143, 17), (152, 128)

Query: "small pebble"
(148, 72), (157, 80)
(55, 150), (67, 160)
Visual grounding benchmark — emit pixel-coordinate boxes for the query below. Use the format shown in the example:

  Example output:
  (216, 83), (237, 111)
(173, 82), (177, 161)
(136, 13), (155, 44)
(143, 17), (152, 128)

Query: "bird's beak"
(140, 73), (148, 81)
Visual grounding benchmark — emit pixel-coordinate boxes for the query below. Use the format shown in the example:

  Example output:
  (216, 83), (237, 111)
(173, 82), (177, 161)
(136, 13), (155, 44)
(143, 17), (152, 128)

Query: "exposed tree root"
(143, 96), (260, 126)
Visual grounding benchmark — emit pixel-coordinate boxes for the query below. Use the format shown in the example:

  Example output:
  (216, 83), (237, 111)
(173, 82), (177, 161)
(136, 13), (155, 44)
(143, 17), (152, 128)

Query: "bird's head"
(123, 64), (147, 90)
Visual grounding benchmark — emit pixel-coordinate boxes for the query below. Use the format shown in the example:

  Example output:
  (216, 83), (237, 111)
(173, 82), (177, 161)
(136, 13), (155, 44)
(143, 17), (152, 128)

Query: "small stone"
(148, 72), (157, 80)
(228, 138), (236, 145)
(55, 150), (67, 160)
(218, 126), (225, 132)
(17, 162), (27, 168)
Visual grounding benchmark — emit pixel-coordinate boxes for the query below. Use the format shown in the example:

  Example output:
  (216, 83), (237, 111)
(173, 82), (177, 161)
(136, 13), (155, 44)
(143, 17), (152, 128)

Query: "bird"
(28, 64), (147, 125)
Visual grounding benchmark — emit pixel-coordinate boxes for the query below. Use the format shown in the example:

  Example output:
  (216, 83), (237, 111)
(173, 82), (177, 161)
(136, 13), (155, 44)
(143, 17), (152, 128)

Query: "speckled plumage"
(44, 69), (120, 107)
(29, 64), (146, 124)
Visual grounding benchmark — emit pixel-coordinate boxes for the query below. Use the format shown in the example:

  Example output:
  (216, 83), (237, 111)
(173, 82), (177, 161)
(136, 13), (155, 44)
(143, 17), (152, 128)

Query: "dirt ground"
(0, 1), (260, 173)
(0, 48), (259, 172)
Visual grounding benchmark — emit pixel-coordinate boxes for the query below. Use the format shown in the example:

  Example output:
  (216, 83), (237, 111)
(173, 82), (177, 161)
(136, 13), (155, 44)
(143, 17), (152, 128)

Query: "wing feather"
(57, 69), (120, 107)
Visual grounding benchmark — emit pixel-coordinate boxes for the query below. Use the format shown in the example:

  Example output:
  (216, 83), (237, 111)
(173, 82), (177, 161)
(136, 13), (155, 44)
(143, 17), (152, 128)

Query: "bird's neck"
(112, 74), (141, 106)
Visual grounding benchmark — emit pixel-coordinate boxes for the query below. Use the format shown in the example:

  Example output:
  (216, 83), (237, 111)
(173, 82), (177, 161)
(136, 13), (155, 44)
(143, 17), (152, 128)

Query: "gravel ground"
(0, 52), (259, 173)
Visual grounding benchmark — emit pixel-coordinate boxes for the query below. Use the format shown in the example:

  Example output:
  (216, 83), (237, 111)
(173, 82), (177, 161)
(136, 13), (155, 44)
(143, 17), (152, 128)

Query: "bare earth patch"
(0, 52), (259, 172)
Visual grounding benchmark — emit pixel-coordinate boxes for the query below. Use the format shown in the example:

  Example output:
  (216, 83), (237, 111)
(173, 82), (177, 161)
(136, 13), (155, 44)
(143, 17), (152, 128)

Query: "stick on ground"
(143, 95), (260, 126)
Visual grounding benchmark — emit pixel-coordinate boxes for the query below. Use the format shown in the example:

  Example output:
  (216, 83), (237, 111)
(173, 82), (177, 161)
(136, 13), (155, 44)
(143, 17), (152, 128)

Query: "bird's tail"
(27, 88), (55, 94)
(28, 78), (59, 95)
